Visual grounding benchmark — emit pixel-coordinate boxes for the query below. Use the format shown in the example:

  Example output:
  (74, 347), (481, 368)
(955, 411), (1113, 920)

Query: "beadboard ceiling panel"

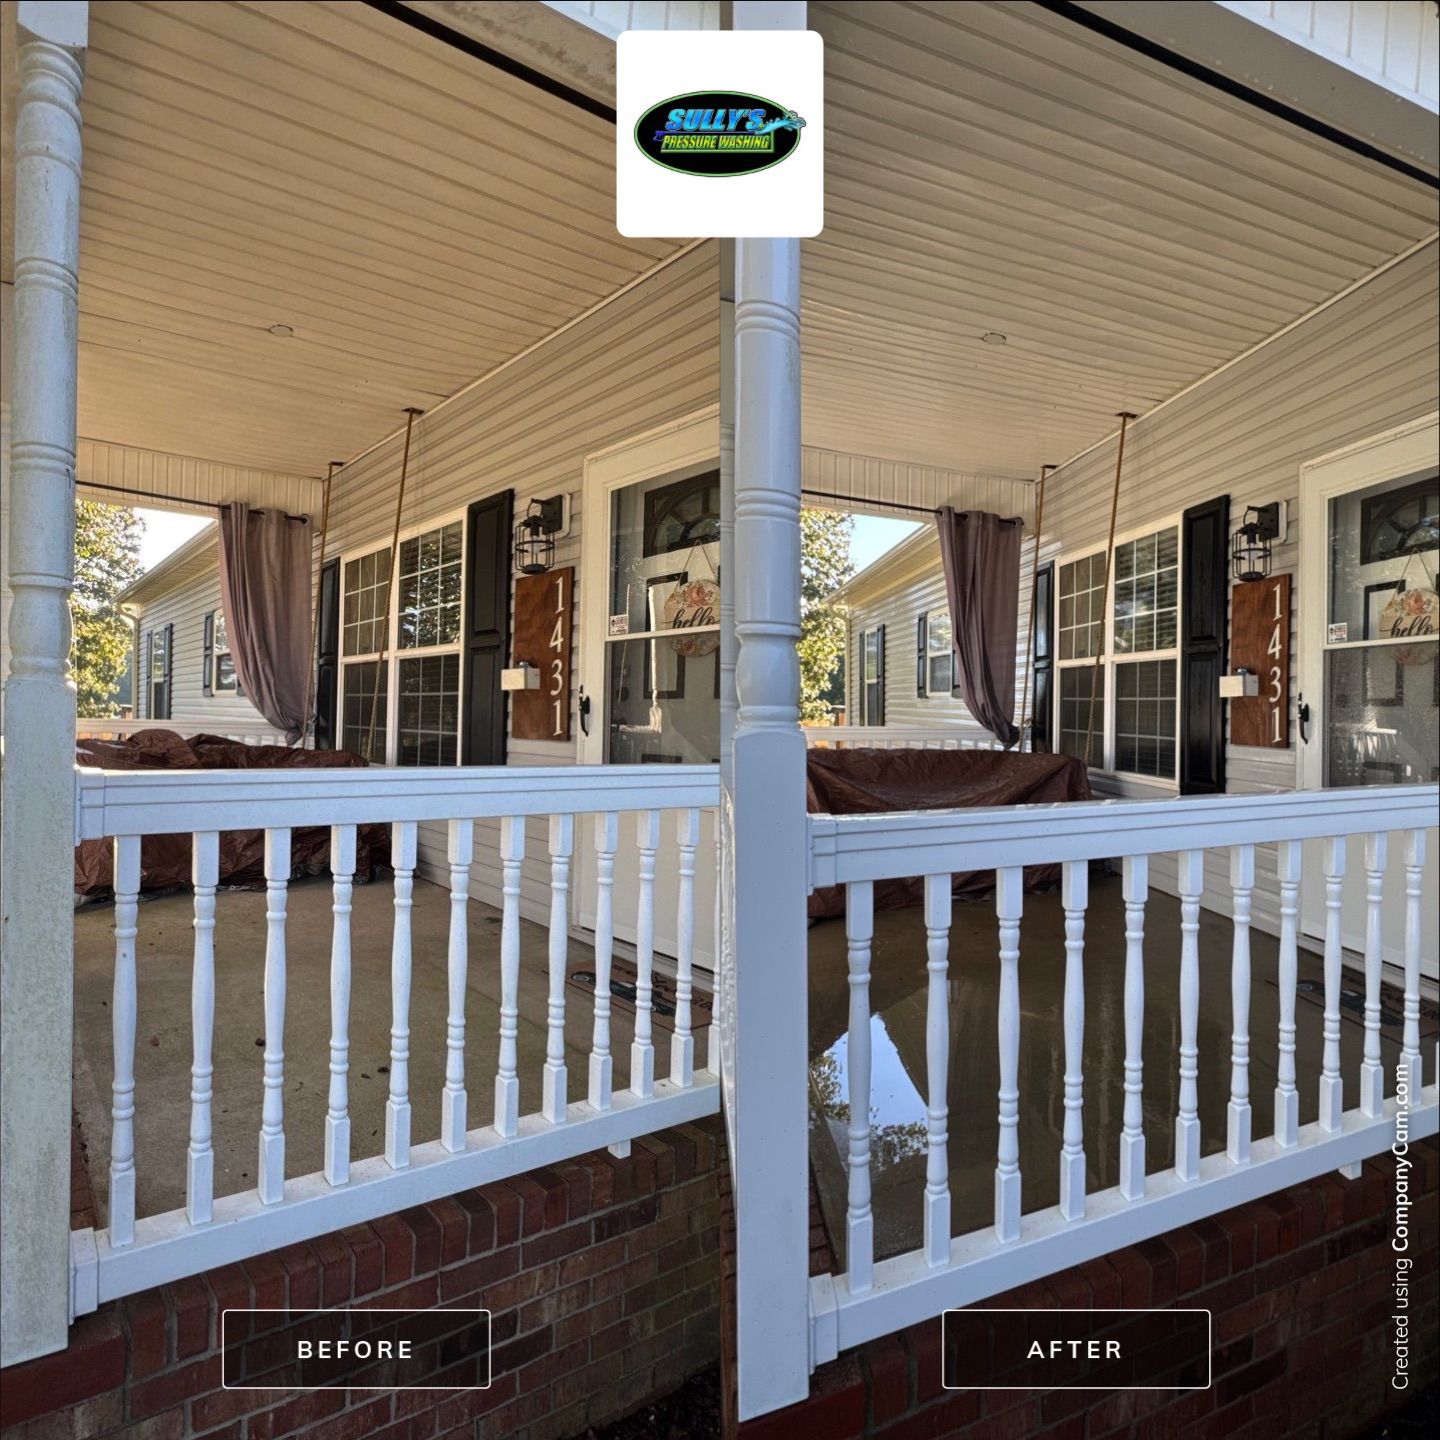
(803, 0), (1440, 479)
(3, 0), (679, 476)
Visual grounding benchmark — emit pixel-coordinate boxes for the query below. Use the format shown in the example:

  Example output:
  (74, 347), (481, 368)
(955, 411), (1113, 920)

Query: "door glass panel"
(604, 469), (720, 764)
(1324, 646), (1438, 786)
(608, 470), (720, 628)
(1327, 469), (1438, 636)
(1324, 467), (1438, 787)
(606, 639), (719, 764)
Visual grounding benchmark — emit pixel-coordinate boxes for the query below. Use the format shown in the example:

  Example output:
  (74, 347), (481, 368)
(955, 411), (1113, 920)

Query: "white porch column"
(1, 0), (87, 1367)
(726, 1), (811, 1419)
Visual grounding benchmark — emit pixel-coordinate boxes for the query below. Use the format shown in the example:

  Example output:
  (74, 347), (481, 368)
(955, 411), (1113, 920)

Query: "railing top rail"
(809, 783), (1440, 887)
(74, 763), (721, 841)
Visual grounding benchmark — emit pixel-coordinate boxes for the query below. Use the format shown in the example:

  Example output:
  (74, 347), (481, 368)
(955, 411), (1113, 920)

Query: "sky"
(849, 514), (920, 574)
(134, 507), (213, 572)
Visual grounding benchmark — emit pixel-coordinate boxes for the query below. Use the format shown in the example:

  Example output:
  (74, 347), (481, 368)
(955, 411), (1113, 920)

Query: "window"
(861, 626), (884, 725)
(925, 606), (953, 696)
(207, 609), (237, 693)
(339, 519), (465, 767)
(148, 626), (171, 720)
(1056, 523), (1181, 781)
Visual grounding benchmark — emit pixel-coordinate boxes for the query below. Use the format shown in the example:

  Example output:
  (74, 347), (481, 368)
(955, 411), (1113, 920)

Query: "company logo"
(634, 91), (805, 177)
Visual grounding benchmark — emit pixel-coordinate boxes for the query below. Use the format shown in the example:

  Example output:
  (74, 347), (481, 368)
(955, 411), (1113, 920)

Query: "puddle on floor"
(807, 870), (1402, 1268)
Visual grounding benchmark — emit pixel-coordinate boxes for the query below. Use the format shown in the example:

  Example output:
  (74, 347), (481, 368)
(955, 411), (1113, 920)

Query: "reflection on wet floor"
(807, 868), (1407, 1268)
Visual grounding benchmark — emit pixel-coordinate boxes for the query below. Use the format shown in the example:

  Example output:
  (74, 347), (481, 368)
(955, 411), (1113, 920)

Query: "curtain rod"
(802, 488), (1024, 525)
(81, 480), (308, 522)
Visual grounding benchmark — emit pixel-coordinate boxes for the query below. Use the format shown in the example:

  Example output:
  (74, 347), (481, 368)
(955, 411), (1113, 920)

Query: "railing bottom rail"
(809, 1087), (1436, 1365)
(73, 1073), (718, 1315)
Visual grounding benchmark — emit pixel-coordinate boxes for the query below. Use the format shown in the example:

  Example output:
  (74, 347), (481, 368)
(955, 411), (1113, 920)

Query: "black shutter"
(462, 490), (514, 765)
(314, 557), (340, 750)
(875, 622), (886, 725)
(202, 612), (214, 696)
(1031, 562), (1055, 753)
(916, 614), (928, 697)
(1180, 495), (1229, 795)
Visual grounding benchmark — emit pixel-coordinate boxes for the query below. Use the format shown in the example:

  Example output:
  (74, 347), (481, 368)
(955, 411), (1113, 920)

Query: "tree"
(798, 508), (854, 724)
(72, 500), (143, 717)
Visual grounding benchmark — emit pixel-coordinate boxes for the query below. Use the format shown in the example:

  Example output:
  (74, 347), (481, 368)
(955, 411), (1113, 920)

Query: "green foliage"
(799, 509), (854, 725)
(72, 500), (143, 717)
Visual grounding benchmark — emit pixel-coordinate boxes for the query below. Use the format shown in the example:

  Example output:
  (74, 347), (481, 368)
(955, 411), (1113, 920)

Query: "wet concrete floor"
(806, 868), (1408, 1266)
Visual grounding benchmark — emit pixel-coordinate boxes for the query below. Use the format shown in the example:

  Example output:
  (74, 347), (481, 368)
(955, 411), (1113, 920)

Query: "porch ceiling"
(1, 0), (679, 476)
(804, 0), (1440, 479)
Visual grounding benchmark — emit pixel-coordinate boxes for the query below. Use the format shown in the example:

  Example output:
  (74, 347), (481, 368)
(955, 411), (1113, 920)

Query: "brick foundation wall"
(729, 1139), (1438, 1440)
(0, 1120), (723, 1440)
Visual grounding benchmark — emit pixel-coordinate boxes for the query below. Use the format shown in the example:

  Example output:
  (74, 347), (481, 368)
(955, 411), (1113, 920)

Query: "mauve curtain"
(935, 507), (1024, 747)
(218, 502), (313, 743)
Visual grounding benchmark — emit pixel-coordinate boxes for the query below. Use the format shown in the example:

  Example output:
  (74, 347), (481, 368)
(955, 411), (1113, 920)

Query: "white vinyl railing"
(70, 763), (720, 1314)
(805, 784), (1439, 1364)
(76, 718), (284, 747)
(803, 724), (1006, 751)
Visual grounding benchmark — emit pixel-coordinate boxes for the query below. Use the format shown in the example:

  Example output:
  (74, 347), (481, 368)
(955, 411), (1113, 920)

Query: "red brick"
(863, 1334), (910, 1427)
(371, 1213), (415, 1286)
(0, 1311), (124, 1429)
(342, 1224), (385, 1297)
(243, 1251), (288, 1321)
(425, 1197), (470, 1266)
(125, 1289), (171, 1378)
(278, 1243), (321, 1312)
(127, 1353), (221, 1419)
(398, 1205), (443, 1274)
(312, 1231), (354, 1307)
(454, 1189), (496, 1253)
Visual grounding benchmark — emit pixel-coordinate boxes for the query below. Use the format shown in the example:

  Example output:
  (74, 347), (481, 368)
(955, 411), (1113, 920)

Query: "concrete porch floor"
(73, 876), (709, 1226)
(806, 868), (1420, 1267)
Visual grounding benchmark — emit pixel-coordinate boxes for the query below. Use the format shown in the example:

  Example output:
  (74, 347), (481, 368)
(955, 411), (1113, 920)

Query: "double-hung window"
(924, 606), (953, 696)
(148, 626), (171, 720)
(339, 517), (465, 766)
(207, 609), (238, 693)
(1056, 522), (1181, 782)
(861, 626), (884, 724)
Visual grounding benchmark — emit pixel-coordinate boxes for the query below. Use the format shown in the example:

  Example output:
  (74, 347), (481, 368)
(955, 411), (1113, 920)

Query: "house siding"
(836, 244), (1437, 938)
(321, 243), (719, 915)
(131, 562), (284, 742)
(1029, 242), (1438, 932)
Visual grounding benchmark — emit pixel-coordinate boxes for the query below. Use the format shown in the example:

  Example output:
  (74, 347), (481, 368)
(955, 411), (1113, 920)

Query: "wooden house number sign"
(1230, 574), (1290, 748)
(512, 566), (573, 742)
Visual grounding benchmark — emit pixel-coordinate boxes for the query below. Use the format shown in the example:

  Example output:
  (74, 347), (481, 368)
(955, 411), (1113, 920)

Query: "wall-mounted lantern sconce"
(515, 495), (565, 574)
(1232, 502), (1283, 583)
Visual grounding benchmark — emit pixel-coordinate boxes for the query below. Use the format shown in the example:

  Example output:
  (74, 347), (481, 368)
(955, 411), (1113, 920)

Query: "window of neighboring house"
(861, 626), (884, 725)
(925, 606), (953, 696)
(1056, 523), (1181, 781)
(209, 609), (238, 693)
(339, 518), (465, 766)
(148, 626), (171, 720)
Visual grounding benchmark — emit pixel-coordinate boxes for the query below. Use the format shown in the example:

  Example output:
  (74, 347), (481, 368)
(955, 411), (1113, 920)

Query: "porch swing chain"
(364, 407), (422, 761)
(1083, 412), (1136, 766)
(302, 460), (341, 745)
(1018, 462), (1055, 746)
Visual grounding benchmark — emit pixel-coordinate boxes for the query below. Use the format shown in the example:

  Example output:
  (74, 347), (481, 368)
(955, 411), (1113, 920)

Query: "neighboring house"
(837, 516), (1042, 743)
(115, 524), (284, 743)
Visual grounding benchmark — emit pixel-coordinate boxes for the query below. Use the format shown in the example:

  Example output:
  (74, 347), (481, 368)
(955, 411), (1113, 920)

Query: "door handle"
(1297, 697), (1310, 743)
(578, 687), (591, 737)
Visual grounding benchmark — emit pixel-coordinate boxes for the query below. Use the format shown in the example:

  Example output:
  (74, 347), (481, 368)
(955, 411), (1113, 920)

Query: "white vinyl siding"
(320, 243), (718, 919)
(1039, 241), (1438, 934)
(131, 565), (283, 741)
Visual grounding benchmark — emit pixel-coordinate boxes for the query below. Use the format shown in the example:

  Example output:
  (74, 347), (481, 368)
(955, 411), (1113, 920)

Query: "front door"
(1299, 414), (1438, 977)
(576, 413), (721, 972)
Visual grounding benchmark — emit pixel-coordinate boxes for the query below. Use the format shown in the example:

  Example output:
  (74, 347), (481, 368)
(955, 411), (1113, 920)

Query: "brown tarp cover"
(806, 747), (1092, 919)
(74, 729), (391, 899)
